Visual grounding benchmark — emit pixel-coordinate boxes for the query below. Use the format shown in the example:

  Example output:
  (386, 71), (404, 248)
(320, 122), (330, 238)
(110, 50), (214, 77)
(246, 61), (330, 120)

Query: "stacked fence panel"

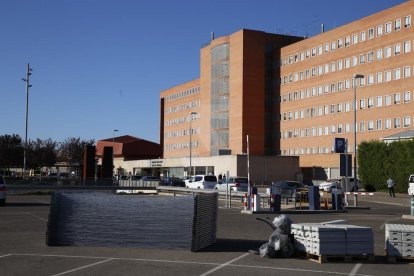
(46, 192), (217, 252)
(385, 224), (414, 257)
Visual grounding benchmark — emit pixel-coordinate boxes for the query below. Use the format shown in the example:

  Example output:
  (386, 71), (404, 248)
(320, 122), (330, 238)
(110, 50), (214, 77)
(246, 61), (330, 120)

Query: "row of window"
(164, 126), (200, 139)
(164, 99), (200, 115)
(281, 15), (411, 66)
(283, 146), (353, 156)
(164, 140), (200, 151)
(281, 64), (413, 103)
(282, 91), (412, 121)
(282, 116), (412, 141)
(281, 40), (412, 84)
(164, 86), (200, 103)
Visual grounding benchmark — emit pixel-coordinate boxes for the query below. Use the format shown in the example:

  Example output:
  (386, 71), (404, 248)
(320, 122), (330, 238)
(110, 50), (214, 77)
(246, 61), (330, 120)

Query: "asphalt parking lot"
(1, 192), (413, 276)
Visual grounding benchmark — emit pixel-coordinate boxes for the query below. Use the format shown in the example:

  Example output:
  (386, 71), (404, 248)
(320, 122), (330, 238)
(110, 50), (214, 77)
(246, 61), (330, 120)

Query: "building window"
(338, 60), (343, 70)
(376, 49), (383, 60)
(395, 44), (401, 55)
(395, 19), (401, 31)
(338, 81), (343, 91)
(324, 43), (329, 53)
(345, 102), (350, 112)
(345, 58), (350, 68)
(360, 54), (365, 64)
(385, 118), (391, 129)
(331, 62), (336, 72)
(377, 96), (383, 107)
(345, 123), (350, 133)
(403, 41), (411, 53)
(405, 15), (411, 27)
(385, 47), (392, 58)
(338, 103), (343, 112)
(367, 74), (374, 85)
(345, 36), (350, 47)
(330, 83), (336, 93)
(376, 72), (383, 83)
(324, 126), (329, 135)
(360, 31), (366, 42)
(352, 33), (358, 44)
(368, 121), (374, 131)
(377, 119), (382, 130)
(330, 104), (335, 113)
(385, 70), (391, 82)
(331, 41), (336, 51)
(338, 124), (343, 134)
(404, 116), (411, 127)
(344, 80), (350, 90)
(330, 125), (336, 134)
(404, 91), (411, 103)
(368, 97), (374, 108)
(318, 45), (323, 55)
(311, 47), (316, 57)
(394, 117), (401, 128)
(368, 28), (374, 39)
(403, 66), (411, 78)
(367, 51), (373, 62)
(360, 99), (366, 109)
(352, 56), (358, 66)
(385, 95), (392, 106)
(394, 68), (401, 80)
(385, 22), (392, 33)
(377, 25), (383, 36)
(394, 93), (401, 104)
(338, 38), (343, 49)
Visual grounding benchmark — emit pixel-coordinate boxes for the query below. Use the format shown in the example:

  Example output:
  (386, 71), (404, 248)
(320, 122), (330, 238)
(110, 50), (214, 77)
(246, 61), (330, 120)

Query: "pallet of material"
(306, 253), (375, 263)
(385, 224), (414, 258)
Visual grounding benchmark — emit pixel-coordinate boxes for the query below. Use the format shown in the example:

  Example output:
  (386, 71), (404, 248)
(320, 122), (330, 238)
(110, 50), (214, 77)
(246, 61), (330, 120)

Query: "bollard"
(251, 193), (260, 212)
(243, 193), (248, 211)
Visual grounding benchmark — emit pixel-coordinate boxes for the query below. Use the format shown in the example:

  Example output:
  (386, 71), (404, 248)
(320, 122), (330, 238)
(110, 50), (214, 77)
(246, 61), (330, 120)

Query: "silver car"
(214, 176), (249, 192)
(0, 175), (6, 206)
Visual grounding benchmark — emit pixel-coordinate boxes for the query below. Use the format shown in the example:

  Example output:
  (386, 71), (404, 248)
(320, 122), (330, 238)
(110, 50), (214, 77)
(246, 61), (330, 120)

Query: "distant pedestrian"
(387, 177), (396, 197)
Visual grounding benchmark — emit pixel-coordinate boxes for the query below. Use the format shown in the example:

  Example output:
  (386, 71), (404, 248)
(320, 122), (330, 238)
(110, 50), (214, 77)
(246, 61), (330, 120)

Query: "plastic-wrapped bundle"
(258, 215), (294, 258)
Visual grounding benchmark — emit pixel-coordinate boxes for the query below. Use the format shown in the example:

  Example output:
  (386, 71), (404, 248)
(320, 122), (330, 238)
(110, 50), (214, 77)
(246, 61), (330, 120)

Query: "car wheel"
(214, 187), (218, 190)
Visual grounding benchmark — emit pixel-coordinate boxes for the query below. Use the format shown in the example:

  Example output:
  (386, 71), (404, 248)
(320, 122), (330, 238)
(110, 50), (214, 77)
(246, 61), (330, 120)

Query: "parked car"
(186, 175), (217, 189)
(319, 179), (340, 192)
(272, 180), (308, 198)
(159, 177), (185, 187)
(214, 176), (248, 192)
(0, 175), (6, 206)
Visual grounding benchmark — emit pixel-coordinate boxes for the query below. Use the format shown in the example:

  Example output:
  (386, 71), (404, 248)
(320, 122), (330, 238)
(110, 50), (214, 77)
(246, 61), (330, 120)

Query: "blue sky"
(0, 0), (406, 143)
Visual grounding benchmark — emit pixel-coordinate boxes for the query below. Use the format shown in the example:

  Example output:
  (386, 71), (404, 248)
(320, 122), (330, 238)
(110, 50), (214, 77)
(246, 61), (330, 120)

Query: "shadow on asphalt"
(199, 238), (267, 253)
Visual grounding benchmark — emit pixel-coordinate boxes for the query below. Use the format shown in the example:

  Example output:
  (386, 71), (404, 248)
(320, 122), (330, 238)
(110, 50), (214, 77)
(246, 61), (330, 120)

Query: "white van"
(185, 175), (217, 189)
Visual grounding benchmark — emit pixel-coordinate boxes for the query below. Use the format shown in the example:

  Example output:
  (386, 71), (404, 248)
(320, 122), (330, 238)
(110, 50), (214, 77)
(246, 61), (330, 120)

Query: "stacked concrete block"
(385, 224), (414, 257)
(292, 223), (374, 256)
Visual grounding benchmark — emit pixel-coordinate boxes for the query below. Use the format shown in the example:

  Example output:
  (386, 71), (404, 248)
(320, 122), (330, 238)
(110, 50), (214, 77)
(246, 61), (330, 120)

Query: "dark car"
(159, 177), (185, 187)
(272, 180), (308, 198)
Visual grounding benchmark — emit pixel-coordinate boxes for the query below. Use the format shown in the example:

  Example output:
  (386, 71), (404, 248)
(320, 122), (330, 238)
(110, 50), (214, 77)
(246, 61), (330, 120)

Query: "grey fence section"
(118, 180), (159, 188)
(46, 192), (217, 252)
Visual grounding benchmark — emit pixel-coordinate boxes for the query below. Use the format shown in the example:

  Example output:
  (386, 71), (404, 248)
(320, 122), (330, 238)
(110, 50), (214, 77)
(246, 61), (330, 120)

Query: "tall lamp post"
(22, 63), (33, 178)
(113, 129), (118, 177)
(189, 112), (198, 177)
(353, 74), (364, 192)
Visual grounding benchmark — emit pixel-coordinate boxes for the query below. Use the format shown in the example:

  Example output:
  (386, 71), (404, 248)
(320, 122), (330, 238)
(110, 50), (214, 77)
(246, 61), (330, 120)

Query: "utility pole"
(22, 63), (33, 179)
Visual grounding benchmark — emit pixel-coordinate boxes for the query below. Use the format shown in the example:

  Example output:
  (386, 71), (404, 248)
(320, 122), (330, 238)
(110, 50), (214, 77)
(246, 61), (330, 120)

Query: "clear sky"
(0, 0), (407, 143)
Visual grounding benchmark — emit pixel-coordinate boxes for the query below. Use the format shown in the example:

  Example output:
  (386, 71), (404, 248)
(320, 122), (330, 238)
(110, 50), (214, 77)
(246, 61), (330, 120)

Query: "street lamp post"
(189, 112), (198, 177)
(22, 63), (33, 179)
(353, 74), (364, 192)
(113, 129), (118, 177)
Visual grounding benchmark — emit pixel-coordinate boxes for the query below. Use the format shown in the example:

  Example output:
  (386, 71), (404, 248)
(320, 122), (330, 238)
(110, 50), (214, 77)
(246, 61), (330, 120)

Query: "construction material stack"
(292, 223), (374, 261)
(385, 224), (414, 258)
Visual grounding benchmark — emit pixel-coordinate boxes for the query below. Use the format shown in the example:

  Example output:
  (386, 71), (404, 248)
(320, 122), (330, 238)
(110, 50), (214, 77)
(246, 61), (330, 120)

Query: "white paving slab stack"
(385, 224), (414, 257)
(292, 223), (374, 255)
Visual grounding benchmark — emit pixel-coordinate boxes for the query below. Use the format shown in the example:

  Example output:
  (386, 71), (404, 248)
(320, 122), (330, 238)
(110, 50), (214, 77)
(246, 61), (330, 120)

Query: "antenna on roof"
(321, 23), (325, 33)
(211, 32), (215, 41)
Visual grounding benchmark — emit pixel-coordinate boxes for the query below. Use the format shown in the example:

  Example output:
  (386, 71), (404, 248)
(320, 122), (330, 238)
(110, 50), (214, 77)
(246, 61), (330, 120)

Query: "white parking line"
(199, 253), (249, 276)
(349, 263), (362, 276)
(14, 253), (376, 275)
(51, 258), (113, 276)
(25, 212), (48, 222)
(0, 254), (13, 258)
